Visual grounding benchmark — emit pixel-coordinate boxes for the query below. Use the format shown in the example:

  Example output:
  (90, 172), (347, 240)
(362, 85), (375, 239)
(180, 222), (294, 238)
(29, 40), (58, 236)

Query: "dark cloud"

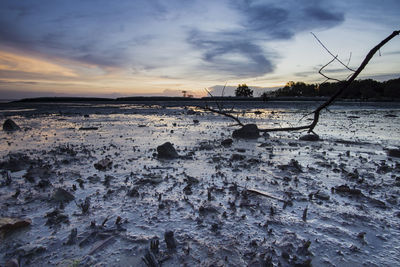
(187, 0), (345, 78)
(187, 30), (273, 78)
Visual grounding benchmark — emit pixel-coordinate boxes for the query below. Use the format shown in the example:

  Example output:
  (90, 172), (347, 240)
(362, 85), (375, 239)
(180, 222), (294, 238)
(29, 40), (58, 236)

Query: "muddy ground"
(0, 101), (399, 266)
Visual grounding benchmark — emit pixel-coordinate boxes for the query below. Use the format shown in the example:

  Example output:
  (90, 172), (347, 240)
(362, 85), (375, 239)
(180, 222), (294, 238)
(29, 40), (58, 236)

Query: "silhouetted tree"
(235, 84), (253, 97)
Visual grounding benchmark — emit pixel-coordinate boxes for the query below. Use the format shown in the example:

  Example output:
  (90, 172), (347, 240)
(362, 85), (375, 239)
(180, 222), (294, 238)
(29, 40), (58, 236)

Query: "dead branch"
(202, 105), (244, 127)
(203, 30), (399, 133)
(247, 188), (286, 202)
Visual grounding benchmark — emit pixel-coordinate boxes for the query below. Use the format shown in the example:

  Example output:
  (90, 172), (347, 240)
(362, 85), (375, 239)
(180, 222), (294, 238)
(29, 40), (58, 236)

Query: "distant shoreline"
(7, 96), (400, 103)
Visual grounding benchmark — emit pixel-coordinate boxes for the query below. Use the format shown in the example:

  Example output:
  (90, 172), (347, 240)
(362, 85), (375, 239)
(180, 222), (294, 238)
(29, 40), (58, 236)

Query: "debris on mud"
(0, 101), (399, 266)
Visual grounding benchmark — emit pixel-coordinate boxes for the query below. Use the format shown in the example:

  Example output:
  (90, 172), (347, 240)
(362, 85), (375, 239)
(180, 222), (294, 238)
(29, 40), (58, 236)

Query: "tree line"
(264, 78), (400, 99)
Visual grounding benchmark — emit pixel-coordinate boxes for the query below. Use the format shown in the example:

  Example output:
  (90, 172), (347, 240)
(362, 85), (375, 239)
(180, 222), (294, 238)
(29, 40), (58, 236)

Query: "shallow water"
(0, 101), (399, 266)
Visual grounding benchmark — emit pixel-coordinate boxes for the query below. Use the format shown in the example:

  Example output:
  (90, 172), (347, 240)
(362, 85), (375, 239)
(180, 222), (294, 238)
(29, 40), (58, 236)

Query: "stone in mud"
(127, 186), (139, 197)
(232, 124), (259, 139)
(94, 158), (112, 171)
(334, 185), (362, 195)
(314, 191), (330, 201)
(388, 149), (400, 158)
(0, 217), (31, 237)
(52, 188), (75, 202)
(0, 153), (32, 172)
(45, 209), (69, 225)
(221, 138), (233, 147)
(164, 230), (177, 249)
(3, 119), (20, 132)
(4, 259), (19, 267)
(16, 243), (46, 257)
(299, 134), (320, 141)
(157, 142), (179, 159)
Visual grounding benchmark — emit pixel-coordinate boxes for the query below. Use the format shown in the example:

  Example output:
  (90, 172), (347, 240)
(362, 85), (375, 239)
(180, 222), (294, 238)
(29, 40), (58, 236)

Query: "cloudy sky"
(0, 0), (399, 98)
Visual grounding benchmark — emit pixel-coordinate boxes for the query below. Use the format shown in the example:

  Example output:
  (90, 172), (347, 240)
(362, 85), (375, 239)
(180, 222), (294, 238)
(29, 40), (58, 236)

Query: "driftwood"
(203, 30), (400, 133)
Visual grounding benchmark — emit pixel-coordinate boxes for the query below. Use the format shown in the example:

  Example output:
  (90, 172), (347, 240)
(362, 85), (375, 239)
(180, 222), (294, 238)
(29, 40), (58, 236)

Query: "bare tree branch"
(203, 30), (400, 134)
(311, 32), (356, 72)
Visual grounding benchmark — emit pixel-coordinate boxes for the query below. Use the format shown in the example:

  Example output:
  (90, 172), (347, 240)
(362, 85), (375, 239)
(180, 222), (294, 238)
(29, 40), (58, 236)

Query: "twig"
(246, 188), (286, 202)
(318, 55), (342, 82)
(202, 106), (244, 127)
(311, 32), (355, 72)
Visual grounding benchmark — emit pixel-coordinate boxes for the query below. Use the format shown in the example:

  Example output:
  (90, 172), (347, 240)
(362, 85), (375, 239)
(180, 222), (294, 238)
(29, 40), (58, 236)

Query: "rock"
(157, 142), (179, 159)
(388, 149), (400, 158)
(0, 217), (32, 237)
(4, 259), (19, 267)
(299, 134), (320, 141)
(0, 153), (32, 172)
(334, 185), (362, 195)
(232, 124), (259, 139)
(3, 119), (20, 132)
(53, 188), (75, 202)
(164, 230), (177, 249)
(45, 209), (69, 225)
(221, 138), (233, 147)
(94, 158), (112, 171)
(314, 191), (330, 201)
(16, 243), (46, 256)
(127, 186), (139, 197)
(230, 154), (245, 161)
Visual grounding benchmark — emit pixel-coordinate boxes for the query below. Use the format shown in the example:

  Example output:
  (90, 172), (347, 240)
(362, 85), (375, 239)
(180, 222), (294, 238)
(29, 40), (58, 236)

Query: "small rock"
(315, 191), (330, 200)
(4, 258), (19, 267)
(231, 154), (245, 161)
(53, 188), (75, 202)
(0, 217), (31, 237)
(232, 124), (259, 139)
(164, 230), (177, 249)
(127, 186), (139, 197)
(3, 119), (20, 132)
(193, 119), (199, 124)
(94, 158), (112, 171)
(334, 185), (362, 195)
(221, 138), (233, 147)
(157, 142), (179, 159)
(299, 134), (320, 141)
(45, 209), (69, 225)
(16, 243), (46, 256)
(388, 149), (400, 158)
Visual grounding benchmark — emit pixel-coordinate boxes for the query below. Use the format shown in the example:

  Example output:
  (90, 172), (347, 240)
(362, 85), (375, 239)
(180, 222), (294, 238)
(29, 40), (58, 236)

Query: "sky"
(0, 0), (399, 99)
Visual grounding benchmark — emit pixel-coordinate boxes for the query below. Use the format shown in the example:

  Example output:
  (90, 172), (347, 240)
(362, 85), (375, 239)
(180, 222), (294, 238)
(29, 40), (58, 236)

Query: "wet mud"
(0, 101), (399, 266)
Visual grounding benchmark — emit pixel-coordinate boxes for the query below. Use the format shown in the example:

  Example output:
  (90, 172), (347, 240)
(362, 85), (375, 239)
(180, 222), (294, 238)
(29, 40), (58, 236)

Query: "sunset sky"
(0, 0), (399, 99)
